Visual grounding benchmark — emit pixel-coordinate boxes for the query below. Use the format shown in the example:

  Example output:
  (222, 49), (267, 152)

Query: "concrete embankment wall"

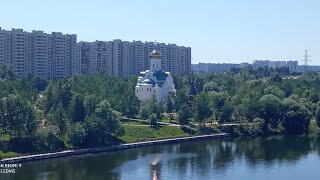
(0, 133), (231, 164)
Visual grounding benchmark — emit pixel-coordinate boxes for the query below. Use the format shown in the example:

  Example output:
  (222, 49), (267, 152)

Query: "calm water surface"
(2, 135), (320, 180)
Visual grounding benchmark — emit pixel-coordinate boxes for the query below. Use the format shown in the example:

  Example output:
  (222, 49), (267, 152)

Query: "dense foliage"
(0, 65), (319, 154)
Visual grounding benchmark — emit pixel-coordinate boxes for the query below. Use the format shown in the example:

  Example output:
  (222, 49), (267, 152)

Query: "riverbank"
(0, 133), (230, 164)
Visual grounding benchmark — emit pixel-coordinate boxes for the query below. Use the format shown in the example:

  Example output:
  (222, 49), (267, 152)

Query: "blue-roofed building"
(135, 49), (176, 103)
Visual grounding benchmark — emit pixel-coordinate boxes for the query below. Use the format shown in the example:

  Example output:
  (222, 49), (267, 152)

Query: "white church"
(135, 49), (176, 103)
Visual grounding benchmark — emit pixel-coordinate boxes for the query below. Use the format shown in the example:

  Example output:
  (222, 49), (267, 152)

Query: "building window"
(154, 90), (156, 93)
(153, 64), (154, 67)
(137, 90), (138, 93)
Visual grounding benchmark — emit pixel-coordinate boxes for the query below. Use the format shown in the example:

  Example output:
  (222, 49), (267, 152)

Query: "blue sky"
(1, 0), (319, 64)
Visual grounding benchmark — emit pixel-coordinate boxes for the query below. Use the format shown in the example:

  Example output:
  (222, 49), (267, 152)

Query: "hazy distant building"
(192, 60), (304, 74)
(268, 61), (287, 69)
(287, 60), (298, 72)
(252, 60), (270, 70)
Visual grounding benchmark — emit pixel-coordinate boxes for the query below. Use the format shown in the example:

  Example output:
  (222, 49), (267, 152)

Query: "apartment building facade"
(1, 27), (191, 79)
(0, 27), (79, 79)
(79, 40), (191, 78)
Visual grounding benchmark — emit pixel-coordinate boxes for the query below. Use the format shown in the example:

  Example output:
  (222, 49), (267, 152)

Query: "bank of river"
(0, 133), (230, 164)
(1, 135), (320, 180)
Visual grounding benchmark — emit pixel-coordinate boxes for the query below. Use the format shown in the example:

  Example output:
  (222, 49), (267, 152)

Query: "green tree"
(203, 81), (220, 93)
(165, 96), (174, 113)
(34, 125), (60, 150)
(174, 86), (188, 112)
(32, 76), (48, 92)
(84, 95), (100, 116)
(4, 95), (36, 138)
(0, 64), (15, 80)
(149, 113), (158, 127)
(70, 94), (86, 122)
(178, 104), (192, 125)
(84, 100), (124, 145)
(194, 92), (212, 125)
(0, 98), (7, 136)
(48, 103), (68, 140)
(257, 94), (282, 131)
(316, 105), (320, 126)
(139, 105), (149, 120)
(124, 94), (140, 118)
(211, 92), (233, 123)
(68, 122), (86, 147)
(281, 98), (311, 134)
(264, 85), (285, 99)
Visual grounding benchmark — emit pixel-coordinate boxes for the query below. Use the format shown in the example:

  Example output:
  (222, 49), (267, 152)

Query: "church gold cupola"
(150, 49), (162, 71)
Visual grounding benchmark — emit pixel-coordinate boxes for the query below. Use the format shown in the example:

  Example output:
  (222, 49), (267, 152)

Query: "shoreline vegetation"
(0, 64), (320, 159)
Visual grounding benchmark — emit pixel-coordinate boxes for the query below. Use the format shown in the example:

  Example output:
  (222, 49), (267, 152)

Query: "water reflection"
(1, 135), (320, 180)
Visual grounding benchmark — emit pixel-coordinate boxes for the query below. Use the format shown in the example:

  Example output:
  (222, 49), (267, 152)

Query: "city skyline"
(1, 0), (319, 65)
(0, 27), (191, 79)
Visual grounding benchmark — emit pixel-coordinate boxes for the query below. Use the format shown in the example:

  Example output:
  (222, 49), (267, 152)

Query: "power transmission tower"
(302, 50), (311, 66)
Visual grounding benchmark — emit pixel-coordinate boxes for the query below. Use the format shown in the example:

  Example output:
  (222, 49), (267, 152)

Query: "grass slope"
(119, 126), (189, 143)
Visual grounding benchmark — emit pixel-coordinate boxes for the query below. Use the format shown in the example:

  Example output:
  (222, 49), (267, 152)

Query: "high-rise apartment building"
(31, 30), (51, 78)
(10, 29), (32, 77)
(79, 41), (112, 75)
(0, 27), (79, 79)
(133, 41), (145, 76)
(157, 43), (169, 71)
(168, 44), (179, 75)
(0, 28), (11, 66)
(287, 60), (298, 72)
(1, 27), (191, 79)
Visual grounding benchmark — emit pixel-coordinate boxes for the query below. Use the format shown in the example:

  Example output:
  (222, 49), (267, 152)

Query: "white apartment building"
(133, 41), (145, 76)
(31, 30), (51, 78)
(0, 27), (79, 79)
(51, 32), (77, 79)
(1, 27), (191, 79)
(0, 28), (11, 66)
(79, 41), (113, 75)
(112, 39), (122, 78)
(168, 44), (179, 75)
(157, 43), (169, 71)
(11, 29), (32, 77)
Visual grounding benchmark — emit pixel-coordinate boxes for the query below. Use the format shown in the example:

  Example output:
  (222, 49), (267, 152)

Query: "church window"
(137, 90), (138, 93)
(153, 64), (154, 67)
(154, 90), (156, 93)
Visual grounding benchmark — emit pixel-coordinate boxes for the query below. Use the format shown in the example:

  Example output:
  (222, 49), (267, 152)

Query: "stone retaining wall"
(0, 133), (231, 164)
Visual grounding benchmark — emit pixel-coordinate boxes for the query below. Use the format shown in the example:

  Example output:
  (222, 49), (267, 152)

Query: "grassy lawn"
(119, 126), (190, 143)
(0, 151), (18, 159)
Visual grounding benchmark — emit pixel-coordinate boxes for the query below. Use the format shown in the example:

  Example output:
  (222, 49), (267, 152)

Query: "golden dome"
(150, 49), (162, 59)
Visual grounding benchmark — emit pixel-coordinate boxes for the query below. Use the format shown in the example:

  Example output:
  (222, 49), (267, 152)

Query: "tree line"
(0, 64), (319, 153)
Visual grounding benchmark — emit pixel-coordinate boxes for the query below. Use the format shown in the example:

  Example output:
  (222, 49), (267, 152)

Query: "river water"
(2, 135), (320, 180)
